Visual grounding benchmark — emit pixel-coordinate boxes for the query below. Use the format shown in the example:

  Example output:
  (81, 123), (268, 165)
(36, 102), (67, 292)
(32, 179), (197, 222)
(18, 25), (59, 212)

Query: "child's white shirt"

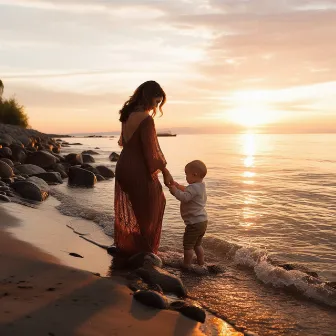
(171, 182), (207, 225)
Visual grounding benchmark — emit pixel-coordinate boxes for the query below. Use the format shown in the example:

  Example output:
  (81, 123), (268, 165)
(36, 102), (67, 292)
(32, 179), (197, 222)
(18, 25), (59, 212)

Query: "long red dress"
(114, 116), (167, 256)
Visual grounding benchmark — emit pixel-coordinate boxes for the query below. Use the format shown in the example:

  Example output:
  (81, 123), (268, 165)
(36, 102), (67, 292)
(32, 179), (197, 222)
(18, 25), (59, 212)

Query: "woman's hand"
(162, 168), (174, 187)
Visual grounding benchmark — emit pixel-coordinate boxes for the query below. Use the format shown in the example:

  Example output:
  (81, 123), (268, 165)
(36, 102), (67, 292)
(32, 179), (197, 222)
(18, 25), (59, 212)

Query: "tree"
(0, 79), (3, 100)
(0, 97), (29, 128)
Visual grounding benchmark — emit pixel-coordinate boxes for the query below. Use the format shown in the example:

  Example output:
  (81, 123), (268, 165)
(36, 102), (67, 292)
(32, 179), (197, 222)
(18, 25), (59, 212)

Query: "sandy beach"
(0, 200), (241, 336)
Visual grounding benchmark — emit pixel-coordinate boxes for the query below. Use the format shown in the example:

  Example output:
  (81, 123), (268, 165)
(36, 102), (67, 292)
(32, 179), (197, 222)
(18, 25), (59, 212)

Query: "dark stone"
(2, 178), (14, 184)
(26, 150), (57, 168)
(32, 172), (63, 185)
(0, 181), (7, 187)
(16, 135), (31, 147)
(109, 152), (120, 162)
(0, 147), (12, 159)
(0, 194), (11, 202)
(0, 186), (10, 192)
(68, 167), (97, 188)
(135, 265), (187, 297)
(51, 163), (68, 178)
(133, 290), (168, 309)
(11, 177), (49, 201)
(96, 165), (115, 179)
(13, 176), (26, 182)
(0, 161), (14, 179)
(82, 150), (99, 155)
(96, 174), (105, 181)
(10, 144), (27, 163)
(65, 153), (83, 165)
(128, 253), (163, 269)
(207, 264), (226, 274)
(106, 245), (118, 255)
(170, 301), (206, 323)
(82, 154), (95, 163)
(0, 158), (14, 167)
(15, 164), (46, 176)
(80, 164), (100, 176)
(0, 134), (14, 147)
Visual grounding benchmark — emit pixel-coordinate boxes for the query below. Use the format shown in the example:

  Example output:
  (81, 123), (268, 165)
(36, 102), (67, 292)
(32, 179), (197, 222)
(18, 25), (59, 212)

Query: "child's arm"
(169, 184), (197, 203)
(174, 181), (186, 191)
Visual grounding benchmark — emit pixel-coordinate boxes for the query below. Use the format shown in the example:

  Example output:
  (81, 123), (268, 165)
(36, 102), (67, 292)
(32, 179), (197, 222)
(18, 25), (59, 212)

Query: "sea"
(51, 133), (336, 336)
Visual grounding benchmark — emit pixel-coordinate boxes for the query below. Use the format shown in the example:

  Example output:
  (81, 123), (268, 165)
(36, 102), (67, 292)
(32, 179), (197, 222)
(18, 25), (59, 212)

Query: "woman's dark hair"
(119, 81), (166, 122)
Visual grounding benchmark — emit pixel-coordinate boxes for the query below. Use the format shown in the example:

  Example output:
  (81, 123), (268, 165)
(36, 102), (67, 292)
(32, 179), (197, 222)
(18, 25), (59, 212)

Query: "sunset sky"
(1, 0), (335, 134)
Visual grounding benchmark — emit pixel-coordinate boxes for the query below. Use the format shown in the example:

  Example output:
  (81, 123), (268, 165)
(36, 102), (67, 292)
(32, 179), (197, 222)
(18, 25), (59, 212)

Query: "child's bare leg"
(183, 249), (193, 268)
(194, 245), (205, 266)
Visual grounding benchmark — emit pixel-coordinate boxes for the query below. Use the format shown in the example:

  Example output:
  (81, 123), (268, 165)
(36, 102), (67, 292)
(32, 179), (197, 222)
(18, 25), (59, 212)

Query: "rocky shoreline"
(0, 124), (117, 203)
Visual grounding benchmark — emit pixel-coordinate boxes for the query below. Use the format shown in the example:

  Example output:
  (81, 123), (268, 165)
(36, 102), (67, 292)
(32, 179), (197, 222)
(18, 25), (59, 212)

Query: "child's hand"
(169, 184), (177, 194)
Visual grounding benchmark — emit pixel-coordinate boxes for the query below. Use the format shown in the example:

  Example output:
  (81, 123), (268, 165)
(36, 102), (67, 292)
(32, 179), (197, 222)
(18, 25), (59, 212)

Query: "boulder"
(65, 153), (83, 165)
(133, 290), (168, 310)
(170, 301), (206, 323)
(51, 163), (68, 178)
(10, 144), (27, 163)
(80, 164), (100, 176)
(0, 134), (14, 147)
(82, 154), (95, 163)
(96, 165), (115, 179)
(0, 161), (14, 179)
(16, 135), (31, 147)
(0, 147), (12, 159)
(0, 158), (14, 167)
(15, 164), (46, 176)
(135, 265), (187, 297)
(128, 253), (163, 269)
(68, 167), (97, 188)
(109, 152), (120, 162)
(96, 174), (105, 181)
(32, 172), (63, 185)
(82, 150), (99, 155)
(26, 150), (57, 168)
(11, 176), (49, 201)
(0, 194), (11, 202)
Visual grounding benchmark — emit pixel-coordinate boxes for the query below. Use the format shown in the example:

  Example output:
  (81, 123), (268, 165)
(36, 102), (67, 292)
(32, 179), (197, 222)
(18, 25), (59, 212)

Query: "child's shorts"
(183, 221), (208, 250)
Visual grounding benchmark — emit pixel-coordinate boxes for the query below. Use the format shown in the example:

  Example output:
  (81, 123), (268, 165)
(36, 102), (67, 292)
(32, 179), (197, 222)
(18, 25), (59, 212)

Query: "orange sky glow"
(1, 0), (335, 134)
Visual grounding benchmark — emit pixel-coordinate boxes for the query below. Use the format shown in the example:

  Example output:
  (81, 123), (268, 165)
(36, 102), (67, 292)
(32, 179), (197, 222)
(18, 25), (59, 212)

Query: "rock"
(128, 253), (163, 269)
(207, 264), (225, 274)
(26, 150), (57, 168)
(51, 163), (68, 178)
(0, 161), (14, 179)
(96, 174), (105, 181)
(133, 290), (168, 309)
(0, 186), (10, 192)
(52, 154), (65, 162)
(16, 135), (31, 147)
(2, 178), (14, 184)
(106, 245), (118, 255)
(0, 147), (12, 159)
(96, 165), (115, 179)
(15, 164), (46, 176)
(82, 150), (99, 155)
(80, 164), (100, 176)
(11, 177), (49, 201)
(13, 176), (26, 182)
(170, 301), (206, 323)
(135, 265), (187, 297)
(0, 134), (14, 147)
(69, 143), (83, 146)
(0, 158), (14, 167)
(68, 167), (97, 188)
(82, 154), (95, 163)
(0, 194), (11, 202)
(10, 144), (27, 163)
(109, 152), (120, 162)
(65, 153), (83, 165)
(32, 172), (63, 185)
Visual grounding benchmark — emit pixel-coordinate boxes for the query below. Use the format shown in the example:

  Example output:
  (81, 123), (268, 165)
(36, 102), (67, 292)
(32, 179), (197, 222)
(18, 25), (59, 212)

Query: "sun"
(226, 90), (279, 128)
(228, 104), (273, 127)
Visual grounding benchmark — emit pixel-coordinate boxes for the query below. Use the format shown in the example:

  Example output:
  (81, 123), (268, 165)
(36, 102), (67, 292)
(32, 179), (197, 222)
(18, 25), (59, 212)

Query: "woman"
(114, 81), (174, 256)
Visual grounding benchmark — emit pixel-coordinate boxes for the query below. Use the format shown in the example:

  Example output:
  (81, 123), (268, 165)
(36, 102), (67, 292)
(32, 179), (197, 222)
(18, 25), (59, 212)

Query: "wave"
(50, 188), (114, 236)
(203, 236), (336, 307)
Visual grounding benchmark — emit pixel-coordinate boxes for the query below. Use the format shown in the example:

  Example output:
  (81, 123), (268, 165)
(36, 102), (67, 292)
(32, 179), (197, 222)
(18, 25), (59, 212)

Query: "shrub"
(0, 97), (29, 128)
